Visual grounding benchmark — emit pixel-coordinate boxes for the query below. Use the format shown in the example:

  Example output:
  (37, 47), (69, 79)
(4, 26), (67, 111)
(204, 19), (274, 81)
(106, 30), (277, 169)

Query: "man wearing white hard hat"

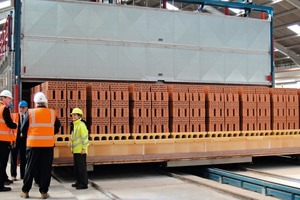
(0, 90), (17, 192)
(21, 92), (61, 199)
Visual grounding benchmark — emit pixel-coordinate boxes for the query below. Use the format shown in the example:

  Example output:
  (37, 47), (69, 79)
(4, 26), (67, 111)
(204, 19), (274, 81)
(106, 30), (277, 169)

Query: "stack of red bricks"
(168, 85), (189, 133)
(285, 89), (299, 129)
(110, 83), (129, 133)
(151, 84), (169, 133)
(129, 84), (151, 133)
(41, 81), (67, 134)
(30, 84), (41, 107)
(189, 85), (206, 132)
(87, 82), (110, 134)
(239, 86), (257, 131)
(270, 88), (286, 130)
(205, 86), (225, 132)
(66, 82), (87, 133)
(256, 87), (271, 131)
(224, 86), (240, 131)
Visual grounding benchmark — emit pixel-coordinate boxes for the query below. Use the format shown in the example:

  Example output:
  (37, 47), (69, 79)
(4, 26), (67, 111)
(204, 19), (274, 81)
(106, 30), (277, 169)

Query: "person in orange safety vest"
(0, 90), (17, 192)
(21, 92), (61, 199)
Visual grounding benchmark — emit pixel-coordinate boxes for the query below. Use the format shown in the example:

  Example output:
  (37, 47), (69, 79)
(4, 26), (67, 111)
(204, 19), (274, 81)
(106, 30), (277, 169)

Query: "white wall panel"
(22, 0), (271, 85)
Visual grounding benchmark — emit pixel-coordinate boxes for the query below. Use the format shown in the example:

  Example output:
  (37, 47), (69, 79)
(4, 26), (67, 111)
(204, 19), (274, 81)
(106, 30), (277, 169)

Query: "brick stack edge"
(29, 81), (300, 134)
(129, 84), (151, 133)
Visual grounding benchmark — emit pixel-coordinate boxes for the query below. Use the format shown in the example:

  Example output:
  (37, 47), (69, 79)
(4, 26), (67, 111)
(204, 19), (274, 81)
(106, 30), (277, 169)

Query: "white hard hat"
(34, 92), (47, 103)
(0, 90), (13, 99)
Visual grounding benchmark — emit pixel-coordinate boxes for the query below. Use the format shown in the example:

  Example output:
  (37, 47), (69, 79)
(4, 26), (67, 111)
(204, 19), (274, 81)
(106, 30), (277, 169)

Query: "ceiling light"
(0, 18), (7, 25)
(287, 24), (300, 34)
(272, 0), (283, 4)
(0, 0), (11, 9)
(229, 8), (245, 15)
(166, 3), (179, 11)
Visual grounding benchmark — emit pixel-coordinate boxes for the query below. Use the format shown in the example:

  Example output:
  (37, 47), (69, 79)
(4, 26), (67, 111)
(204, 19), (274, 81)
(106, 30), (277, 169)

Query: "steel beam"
(275, 43), (300, 67)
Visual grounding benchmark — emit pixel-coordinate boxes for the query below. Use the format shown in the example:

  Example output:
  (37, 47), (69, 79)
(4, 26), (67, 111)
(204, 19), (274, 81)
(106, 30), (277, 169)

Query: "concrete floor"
(0, 163), (278, 200)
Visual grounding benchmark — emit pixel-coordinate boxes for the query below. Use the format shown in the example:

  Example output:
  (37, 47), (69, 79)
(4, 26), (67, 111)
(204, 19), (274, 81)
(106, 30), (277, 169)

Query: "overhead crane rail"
(171, 0), (273, 16)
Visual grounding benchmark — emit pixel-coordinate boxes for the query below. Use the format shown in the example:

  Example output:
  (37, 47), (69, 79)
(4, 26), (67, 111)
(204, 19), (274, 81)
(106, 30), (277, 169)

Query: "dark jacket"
(17, 112), (29, 138)
(3, 107), (17, 129)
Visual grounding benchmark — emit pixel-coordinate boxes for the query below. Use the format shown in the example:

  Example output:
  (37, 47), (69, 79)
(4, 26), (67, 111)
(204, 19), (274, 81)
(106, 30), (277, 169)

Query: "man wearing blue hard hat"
(10, 100), (29, 181)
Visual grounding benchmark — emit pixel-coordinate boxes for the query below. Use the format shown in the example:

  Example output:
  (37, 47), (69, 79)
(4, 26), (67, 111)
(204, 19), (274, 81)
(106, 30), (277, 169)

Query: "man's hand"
(81, 149), (86, 154)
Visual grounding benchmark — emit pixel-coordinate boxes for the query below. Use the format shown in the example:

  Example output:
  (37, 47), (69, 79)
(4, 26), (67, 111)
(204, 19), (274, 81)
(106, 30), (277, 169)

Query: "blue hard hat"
(18, 100), (28, 107)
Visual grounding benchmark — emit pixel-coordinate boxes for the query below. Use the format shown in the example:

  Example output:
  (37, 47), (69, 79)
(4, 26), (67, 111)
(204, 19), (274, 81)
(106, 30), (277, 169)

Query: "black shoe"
(76, 185), (88, 190)
(71, 183), (78, 187)
(4, 180), (13, 185)
(0, 186), (11, 192)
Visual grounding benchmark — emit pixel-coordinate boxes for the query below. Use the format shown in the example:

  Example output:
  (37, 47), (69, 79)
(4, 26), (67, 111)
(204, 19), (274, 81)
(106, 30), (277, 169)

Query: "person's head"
(19, 100), (28, 114)
(33, 92), (47, 107)
(71, 108), (83, 122)
(0, 90), (13, 107)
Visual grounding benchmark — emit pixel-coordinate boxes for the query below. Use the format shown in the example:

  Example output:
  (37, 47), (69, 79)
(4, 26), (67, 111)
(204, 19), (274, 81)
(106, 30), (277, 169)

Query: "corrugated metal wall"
(22, 0), (271, 85)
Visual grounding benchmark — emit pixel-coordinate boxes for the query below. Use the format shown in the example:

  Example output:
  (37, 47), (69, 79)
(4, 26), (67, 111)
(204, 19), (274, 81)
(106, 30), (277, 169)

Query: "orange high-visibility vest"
(10, 113), (19, 143)
(27, 108), (56, 147)
(0, 105), (16, 143)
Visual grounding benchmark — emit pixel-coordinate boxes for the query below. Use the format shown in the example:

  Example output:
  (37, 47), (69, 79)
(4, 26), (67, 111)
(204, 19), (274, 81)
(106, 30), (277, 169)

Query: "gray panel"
(22, 0), (271, 85)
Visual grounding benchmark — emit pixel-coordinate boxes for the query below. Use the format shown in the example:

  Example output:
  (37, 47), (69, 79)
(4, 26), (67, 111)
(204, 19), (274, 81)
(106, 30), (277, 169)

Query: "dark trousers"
(73, 153), (88, 187)
(0, 141), (10, 188)
(22, 147), (53, 194)
(10, 137), (27, 179)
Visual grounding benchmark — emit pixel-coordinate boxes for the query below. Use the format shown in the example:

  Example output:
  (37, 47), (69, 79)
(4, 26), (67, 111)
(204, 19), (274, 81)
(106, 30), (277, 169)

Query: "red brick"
(46, 90), (66, 100)
(170, 92), (190, 101)
(207, 117), (224, 131)
(190, 93), (205, 102)
(41, 81), (66, 91)
(132, 124), (152, 133)
(255, 87), (270, 94)
(204, 85), (224, 94)
(131, 107), (151, 118)
(190, 107), (205, 118)
(223, 86), (239, 94)
(284, 88), (298, 95)
(207, 93), (224, 102)
(256, 94), (270, 103)
(110, 83), (128, 92)
(152, 124), (169, 133)
(151, 84), (168, 92)
(88, 82), (110, 91)
(152, 107), (168, 118)
(168, 84), (189, 93)
(111, 107), (129, 118)
(241, 94), (256, 102)
(129, 84), (151, 92)
(238, 86), (256, 94)
(188, 85), (205, 93)
(130, 92), (151, 101)
(111, 91), (129, 101)
(152, 92), (168, 101)
(67, 90), (86, 100)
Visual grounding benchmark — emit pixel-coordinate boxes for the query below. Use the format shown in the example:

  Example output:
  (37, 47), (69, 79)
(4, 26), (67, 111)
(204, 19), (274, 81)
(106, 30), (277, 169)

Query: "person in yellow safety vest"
(20, 92), (61, 199)
(70, 107), (89, 190)
(0, 90), (17, 192)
